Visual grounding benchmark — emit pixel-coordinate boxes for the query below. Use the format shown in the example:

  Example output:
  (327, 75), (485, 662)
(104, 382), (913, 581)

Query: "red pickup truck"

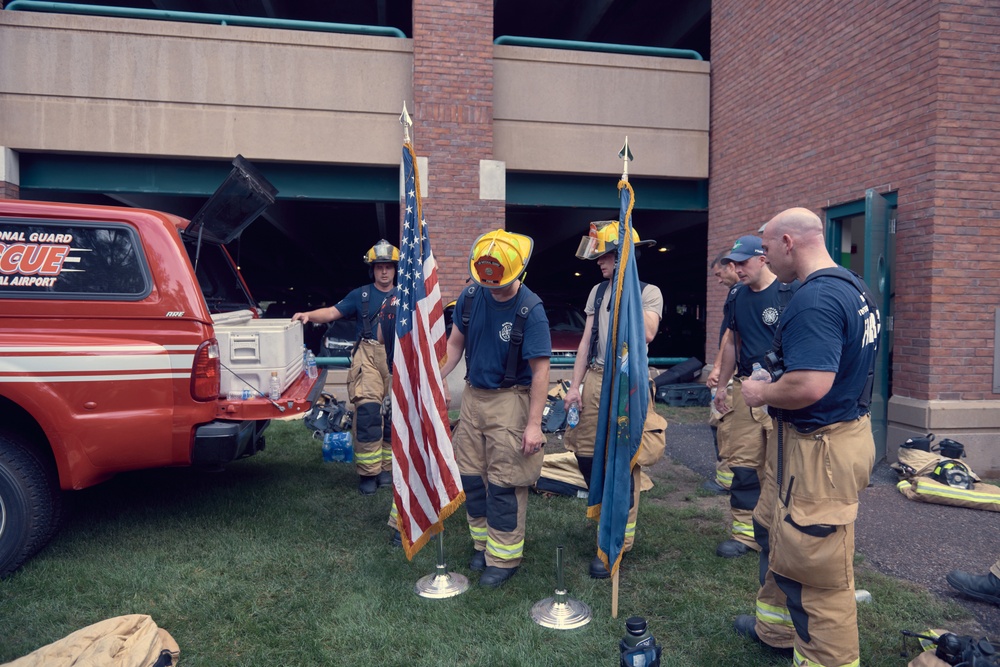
(0, 158), (323, 577)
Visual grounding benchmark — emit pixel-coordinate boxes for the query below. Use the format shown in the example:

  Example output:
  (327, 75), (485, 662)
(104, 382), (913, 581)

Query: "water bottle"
(227, 389), (243, 401)
(268, 371), (281, 401)
(855, 589), (873, 603)
(302, 345), (310, 377)
(306, 349), (318, 379)
(567, 402), (580, 428)
(619, 616), (661, 667)
(750, 362), (771, 382)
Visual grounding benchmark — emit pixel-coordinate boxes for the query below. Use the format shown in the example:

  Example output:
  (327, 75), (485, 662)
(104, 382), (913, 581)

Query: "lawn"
(0, 407), (972, 666)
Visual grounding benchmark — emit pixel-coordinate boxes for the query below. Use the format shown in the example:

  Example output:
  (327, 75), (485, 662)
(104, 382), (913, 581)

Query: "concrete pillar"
(0, 147), (19, 200)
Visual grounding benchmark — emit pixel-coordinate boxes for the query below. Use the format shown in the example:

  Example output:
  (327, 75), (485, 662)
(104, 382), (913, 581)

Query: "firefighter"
(712, 235), (797, 558)
(704, 251), (743, 496)
(292, 240), (400, 495)
(562, 220), (666, 578)
(439, 229), (551, 588)
(736, 207), (880, 667)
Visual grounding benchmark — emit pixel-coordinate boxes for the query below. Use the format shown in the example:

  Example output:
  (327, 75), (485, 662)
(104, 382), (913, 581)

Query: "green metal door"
(864, 189), (891, 461)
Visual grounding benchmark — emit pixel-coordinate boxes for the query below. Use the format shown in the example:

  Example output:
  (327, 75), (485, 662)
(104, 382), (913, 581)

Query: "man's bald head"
(767, 207), (823, 244)
(762, 207), (834, 282)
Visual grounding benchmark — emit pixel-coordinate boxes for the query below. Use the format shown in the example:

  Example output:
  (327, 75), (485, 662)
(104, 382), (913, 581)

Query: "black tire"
(0, 432), (58, 578)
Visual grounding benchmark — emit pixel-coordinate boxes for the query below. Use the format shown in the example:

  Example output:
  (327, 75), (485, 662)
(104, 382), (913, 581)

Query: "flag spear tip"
(400, 102), (413, 142)
(618, 136), (633, 181)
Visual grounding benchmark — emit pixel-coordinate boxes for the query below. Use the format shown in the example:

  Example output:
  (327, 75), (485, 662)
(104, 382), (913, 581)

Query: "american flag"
(390, 142), (465, 561)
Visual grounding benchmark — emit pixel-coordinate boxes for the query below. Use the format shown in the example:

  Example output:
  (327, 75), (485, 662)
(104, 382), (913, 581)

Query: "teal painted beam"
(18, 154), (707, 211)
(18, 154), (399, 202)
(507, 173), (707, 211)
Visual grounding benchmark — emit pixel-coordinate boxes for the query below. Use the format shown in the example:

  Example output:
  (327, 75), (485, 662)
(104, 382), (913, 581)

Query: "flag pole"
(395, 101), (468, 597)
(609, 136), (633, 618)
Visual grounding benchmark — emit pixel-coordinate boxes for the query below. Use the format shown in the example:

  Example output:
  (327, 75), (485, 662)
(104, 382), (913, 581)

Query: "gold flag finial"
(619, 137), (633, 182)
(400, 102), (413, 143)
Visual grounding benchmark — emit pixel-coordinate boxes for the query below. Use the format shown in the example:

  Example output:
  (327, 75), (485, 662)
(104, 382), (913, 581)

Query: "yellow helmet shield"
(575, 220), (654, 260)
(469, 229), (533, 289)
(364, 239), (400, 265)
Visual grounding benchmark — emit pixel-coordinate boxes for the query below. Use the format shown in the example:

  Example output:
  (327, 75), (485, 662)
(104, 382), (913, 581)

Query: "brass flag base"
(530, 545), (592, 629)
(414, 531), (469, 599)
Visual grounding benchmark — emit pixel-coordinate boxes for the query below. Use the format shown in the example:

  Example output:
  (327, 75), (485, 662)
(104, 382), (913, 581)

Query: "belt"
(588, 362), (605, 373)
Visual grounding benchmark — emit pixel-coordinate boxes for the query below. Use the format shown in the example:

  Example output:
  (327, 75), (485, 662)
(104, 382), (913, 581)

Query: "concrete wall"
(0, 10), (709, 178)
(0, 12), (413, 165)
(494, 45), (710, 178)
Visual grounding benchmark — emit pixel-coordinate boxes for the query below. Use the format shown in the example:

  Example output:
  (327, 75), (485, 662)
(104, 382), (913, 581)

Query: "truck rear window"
(0, 218), (151, 299)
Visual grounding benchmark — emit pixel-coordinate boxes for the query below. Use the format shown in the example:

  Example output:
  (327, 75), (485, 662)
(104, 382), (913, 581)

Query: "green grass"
(0, 414), (971, 666)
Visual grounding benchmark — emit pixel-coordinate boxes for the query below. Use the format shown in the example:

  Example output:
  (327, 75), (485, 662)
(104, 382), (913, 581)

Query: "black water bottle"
(619, 616), (661, 667)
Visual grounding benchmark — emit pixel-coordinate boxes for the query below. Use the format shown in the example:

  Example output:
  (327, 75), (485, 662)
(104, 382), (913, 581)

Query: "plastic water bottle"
(855, 589), (873, 603)
(302, 345), (310, 377)
(750, 362), (771, 382)
(567, 402), (580, 428)
(619, 616), (661, 667)
(306, 349), (318, 379)
(268, 371), (281, 401)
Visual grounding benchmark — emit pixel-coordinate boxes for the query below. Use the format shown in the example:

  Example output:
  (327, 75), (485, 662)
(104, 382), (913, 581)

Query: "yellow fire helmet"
(469, 229), (533, 289)
(363, 239), (400, 265)
(575, 220), (656, 260)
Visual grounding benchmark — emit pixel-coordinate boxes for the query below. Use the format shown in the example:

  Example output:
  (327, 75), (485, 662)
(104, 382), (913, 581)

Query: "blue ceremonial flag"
(586, 179), (650, 578)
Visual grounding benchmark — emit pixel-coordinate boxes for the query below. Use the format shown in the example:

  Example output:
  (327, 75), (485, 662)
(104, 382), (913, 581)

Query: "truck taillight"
(191, 339), (221, 401)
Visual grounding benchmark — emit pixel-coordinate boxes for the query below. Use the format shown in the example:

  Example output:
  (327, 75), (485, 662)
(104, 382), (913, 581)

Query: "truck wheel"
(0, 433), (58, 578)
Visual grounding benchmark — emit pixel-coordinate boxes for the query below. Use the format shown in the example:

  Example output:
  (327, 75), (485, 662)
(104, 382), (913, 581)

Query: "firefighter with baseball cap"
(563, 220), (667, 578)
(293, 239), (400, 495)
(438, 229), (551, 588)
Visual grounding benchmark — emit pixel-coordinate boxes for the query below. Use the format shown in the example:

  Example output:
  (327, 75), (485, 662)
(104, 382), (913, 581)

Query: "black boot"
(589, 556), (611, 579)
(733, 615), (793, 656)
(469, 550), (486, 572)
(946, 570), (1000, 606)
(376, 471), (393, 488)
(479, 565), (518, 588)
(358, 475), (378, 495)
(716, 539), (751, 558)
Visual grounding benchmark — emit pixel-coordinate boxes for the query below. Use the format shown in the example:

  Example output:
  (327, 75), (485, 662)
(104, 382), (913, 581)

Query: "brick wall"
(709, 0), (1000, 401)
(0, 181), (17, 199)
(412, 0), (502, 304)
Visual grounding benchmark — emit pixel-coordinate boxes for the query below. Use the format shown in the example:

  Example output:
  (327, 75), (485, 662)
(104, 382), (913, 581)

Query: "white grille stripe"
(0, 373), (190, 383)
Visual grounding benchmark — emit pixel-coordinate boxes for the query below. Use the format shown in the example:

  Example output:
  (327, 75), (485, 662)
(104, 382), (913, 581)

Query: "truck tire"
(0, 433), (58, 578)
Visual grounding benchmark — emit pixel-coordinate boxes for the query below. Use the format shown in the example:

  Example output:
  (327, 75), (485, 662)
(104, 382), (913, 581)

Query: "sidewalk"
(660, 422), (1000, 635)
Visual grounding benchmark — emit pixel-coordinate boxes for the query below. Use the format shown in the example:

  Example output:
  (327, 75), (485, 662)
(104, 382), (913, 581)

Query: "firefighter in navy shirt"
(293, 240), (399, 495)
(439, 229), (551, 589)
(736, 207), (879, 667)
(712, 235), (797, 559)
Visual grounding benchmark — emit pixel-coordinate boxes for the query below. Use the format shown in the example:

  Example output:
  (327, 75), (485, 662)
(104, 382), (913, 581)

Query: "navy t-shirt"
(720, 283), (742, 347)
(335, 284), (395, 342)
(729, 280), (798, 376)
(775, 273), (879, 432)
(454, 285), (552, 389)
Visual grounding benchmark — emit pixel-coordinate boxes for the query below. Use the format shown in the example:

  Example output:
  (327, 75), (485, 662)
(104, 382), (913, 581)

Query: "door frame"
(825, 190), (896, 461)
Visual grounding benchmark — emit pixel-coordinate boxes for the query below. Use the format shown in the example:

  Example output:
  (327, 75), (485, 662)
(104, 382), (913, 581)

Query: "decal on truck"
(0, 219), (151, 299)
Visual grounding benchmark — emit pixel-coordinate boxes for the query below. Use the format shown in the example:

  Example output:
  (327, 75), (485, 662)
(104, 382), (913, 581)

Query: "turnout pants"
(347, 339), (392, 478)
(453, 384), (544, 569)
(753, 415), (875, 667)
(565, 367), (640, 551)
(723, 378), (770, 549)
(708, 382), (735, 490)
